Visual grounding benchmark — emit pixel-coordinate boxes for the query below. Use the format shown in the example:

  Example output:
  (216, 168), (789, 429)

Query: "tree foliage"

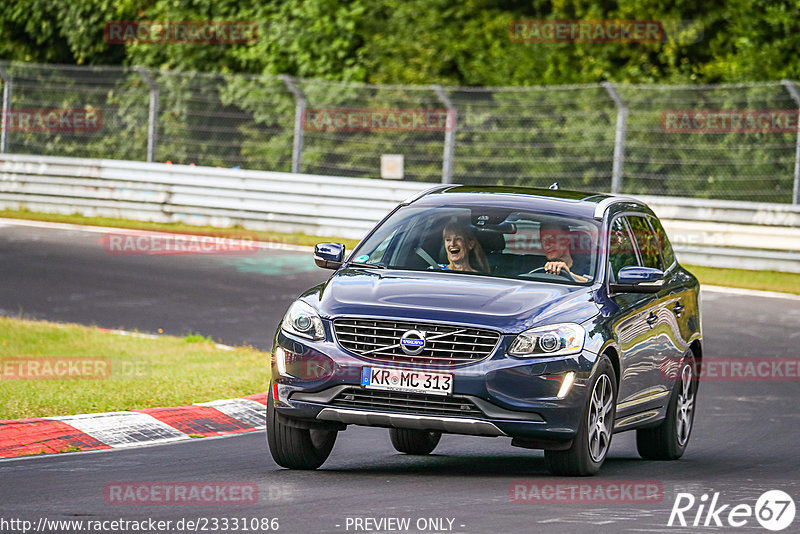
(2, 1), (798, 201)
(2, 0), (799, 84)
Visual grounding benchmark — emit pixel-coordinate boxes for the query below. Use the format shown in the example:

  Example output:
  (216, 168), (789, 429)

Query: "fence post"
(781, 80), (800, 205)
(601, 81), (628, 194)
(0, 65), (12, 154)
(135, 67), (159, 163)
(431, 85), (456, 184)
(279, 75), (306, 174)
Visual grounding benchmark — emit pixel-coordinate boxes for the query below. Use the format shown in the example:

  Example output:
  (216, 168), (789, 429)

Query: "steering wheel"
(525, 266), (577, 282)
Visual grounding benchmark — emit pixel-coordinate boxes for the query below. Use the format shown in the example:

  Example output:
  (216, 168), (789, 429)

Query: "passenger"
(435, 220), (490, 273)
(539, 221), (590, 283)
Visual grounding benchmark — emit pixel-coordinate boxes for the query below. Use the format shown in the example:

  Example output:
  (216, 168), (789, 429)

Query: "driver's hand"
(544, 261), (569, 275)
(544, 261), (588, 282)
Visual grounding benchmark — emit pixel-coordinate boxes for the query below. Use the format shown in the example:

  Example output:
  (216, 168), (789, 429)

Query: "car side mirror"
(314, 242), (345, 269)
(610, 266), (664, 294)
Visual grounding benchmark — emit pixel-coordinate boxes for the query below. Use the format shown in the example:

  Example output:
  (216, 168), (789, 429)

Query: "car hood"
(303, 267), (600, 333)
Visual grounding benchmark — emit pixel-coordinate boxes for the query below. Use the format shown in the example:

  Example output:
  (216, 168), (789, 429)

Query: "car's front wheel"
(266, 389), (337, 469)
(636, 351), (697, 460)
(545, 355), (617, 476)
(389, 429), (441, 455)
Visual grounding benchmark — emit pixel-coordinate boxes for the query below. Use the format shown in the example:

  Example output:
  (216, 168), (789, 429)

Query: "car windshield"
(350, 204), (601, 285)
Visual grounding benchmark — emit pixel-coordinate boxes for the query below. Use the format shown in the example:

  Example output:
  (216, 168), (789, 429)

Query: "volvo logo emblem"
(400, 329), (426, 355)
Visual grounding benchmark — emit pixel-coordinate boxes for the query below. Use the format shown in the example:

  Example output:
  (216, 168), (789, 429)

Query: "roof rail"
(401, 185), (453, 205)
(593, 196), (642, 220)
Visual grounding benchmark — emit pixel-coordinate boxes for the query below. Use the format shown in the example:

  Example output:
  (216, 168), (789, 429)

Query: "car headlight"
(508, 323), (585, 357)
(281, 300), (325, 340)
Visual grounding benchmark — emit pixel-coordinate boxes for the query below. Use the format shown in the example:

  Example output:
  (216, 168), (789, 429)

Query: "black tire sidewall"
(389, 428), (442, 455)
(266, 385), (337, 469)
(665, 352), (698, 456)
(545, 355), (617, 476)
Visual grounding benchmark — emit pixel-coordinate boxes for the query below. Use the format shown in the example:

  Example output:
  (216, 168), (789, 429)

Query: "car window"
(627, 215), (663, 271)
(350, 205), (601, 285)
(353, 228), (397, 265)
(648, 215), (676, 268)
(608, 217), (639, 281)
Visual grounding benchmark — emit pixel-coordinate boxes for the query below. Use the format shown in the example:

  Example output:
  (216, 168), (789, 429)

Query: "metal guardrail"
(1, 154), (798, 273)
(0, 153), (428, 239)
(636, 195), (800, 272)
(2, 62), (800, 203)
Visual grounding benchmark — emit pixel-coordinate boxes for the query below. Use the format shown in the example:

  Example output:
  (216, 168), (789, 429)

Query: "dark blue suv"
(267, 186), (702, 475)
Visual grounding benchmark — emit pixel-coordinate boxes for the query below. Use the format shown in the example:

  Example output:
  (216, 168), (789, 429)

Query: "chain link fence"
(1, 61), (798, 203)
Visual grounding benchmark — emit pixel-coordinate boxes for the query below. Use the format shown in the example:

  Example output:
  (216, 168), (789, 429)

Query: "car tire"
(636, 352), (697, 460)
(389, 429), (442, 455)
(266, 389), (337, 470)
(545, 355), (617, 476)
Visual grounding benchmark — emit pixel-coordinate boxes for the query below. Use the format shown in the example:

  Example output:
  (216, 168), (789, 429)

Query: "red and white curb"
(0, 393), (268, 458)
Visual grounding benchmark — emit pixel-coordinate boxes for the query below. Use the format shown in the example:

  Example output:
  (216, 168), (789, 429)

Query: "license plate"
(361, 366), (453, 395)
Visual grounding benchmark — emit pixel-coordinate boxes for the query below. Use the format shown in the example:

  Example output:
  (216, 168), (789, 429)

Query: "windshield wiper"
(347, 261), (387, 269)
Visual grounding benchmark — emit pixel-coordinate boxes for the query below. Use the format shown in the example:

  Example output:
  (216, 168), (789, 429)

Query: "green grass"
(0, 208), (361, 250)
(0, 317), (271, 419)
(685, 265), (800, 295)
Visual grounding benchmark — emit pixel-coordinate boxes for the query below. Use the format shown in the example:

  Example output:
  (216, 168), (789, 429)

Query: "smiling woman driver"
(436, 220), (490, 273)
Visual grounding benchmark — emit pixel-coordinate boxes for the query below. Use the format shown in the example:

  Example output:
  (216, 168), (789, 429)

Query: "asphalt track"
(1, 220), (799, 534)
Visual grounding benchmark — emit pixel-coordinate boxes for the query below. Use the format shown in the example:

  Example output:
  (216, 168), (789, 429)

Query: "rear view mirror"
(314, 243), (345, 269)
(610, 266), (664, 294)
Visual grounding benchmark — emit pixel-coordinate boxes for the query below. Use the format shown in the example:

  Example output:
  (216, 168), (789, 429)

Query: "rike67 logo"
(668, 490), (795, 531)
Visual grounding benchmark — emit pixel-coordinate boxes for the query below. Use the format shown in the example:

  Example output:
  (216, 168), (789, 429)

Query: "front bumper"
(272, 326), (600, 443)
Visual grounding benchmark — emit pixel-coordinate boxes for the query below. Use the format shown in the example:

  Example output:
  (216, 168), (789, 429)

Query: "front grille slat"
(332, 388), (485, 417)
(336, 332), (494, 348)
(333, 318), (499, 367)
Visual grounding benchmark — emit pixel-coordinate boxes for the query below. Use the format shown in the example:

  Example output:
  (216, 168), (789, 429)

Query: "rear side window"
(648, 216), (676, 269)
(627, 215), (663, 271)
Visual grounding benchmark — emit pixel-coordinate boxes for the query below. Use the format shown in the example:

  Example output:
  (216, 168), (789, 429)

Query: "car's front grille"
(332, 318), (499, 366)
(331, 388), (485, 418)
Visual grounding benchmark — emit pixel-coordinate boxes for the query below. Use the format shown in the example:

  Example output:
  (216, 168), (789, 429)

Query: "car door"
(607, 215), (665, 420)
(625, 214), (684, 404)
(646, 214), (699, 393)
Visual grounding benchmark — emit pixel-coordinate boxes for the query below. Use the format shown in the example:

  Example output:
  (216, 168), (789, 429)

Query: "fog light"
(557, 371), (576, 399)
(274, 346), (291, 377)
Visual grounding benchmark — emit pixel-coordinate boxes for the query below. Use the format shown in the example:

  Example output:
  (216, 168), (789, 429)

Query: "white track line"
(701, 285), (800, 301)
(0, 217), (313, 252)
